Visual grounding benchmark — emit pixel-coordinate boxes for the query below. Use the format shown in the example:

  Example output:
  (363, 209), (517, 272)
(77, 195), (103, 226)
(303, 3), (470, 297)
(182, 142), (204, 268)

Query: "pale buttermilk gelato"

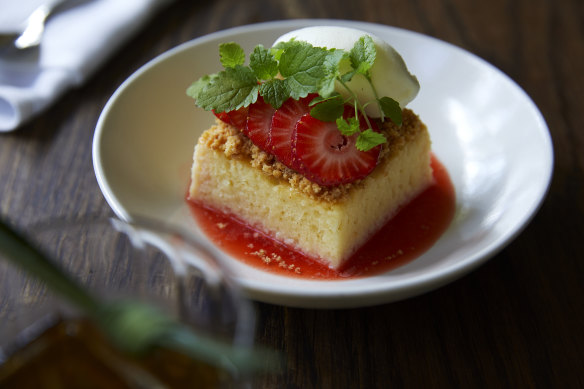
(273, 26), (419, 117)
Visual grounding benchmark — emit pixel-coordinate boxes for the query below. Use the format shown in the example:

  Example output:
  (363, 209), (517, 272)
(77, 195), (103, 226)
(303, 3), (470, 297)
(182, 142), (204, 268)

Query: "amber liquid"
(0, 318), (222, 388)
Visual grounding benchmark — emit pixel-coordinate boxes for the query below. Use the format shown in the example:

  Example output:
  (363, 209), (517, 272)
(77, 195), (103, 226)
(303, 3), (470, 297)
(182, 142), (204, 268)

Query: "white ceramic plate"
(93, 20), (553, 308)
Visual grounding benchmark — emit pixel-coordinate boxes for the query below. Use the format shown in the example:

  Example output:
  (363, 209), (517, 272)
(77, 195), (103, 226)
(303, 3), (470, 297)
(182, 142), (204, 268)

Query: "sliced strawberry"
(269, 94), (317, 167)
(213, 110), (230, 123)
(292, 113), (381, 186)
(213, 106), (249, 129)
(244, 97), (275, 151)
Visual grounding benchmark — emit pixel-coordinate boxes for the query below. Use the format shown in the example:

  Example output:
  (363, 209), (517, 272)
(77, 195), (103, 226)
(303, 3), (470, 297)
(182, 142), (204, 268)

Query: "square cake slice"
(188, 109), (433, 269)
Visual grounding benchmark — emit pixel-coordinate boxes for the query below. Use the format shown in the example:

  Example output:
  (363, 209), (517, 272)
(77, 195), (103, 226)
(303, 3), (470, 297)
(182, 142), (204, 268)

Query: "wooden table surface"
(1, 0), (583, 387)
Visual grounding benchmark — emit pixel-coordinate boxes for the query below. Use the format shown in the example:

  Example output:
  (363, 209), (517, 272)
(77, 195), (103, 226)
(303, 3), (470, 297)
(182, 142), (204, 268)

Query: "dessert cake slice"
(186, 25), (432, 269)
(189, 109), (432, 269)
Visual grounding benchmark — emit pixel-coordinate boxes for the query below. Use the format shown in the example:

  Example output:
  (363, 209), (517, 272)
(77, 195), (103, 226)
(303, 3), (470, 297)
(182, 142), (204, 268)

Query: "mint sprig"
(193, 66), (259, 113)
(219, 42), (246, 68)
(249, 45), (278, 79)
(187, 37), (403, 151)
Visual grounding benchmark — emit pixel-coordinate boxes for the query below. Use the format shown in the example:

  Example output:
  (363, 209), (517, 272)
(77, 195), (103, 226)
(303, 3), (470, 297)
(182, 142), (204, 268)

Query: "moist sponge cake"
(189, 109), (432, 269)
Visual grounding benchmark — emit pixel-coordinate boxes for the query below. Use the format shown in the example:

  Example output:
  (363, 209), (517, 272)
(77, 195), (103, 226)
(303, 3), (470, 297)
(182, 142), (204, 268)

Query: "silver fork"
(0, 0), (85, 52)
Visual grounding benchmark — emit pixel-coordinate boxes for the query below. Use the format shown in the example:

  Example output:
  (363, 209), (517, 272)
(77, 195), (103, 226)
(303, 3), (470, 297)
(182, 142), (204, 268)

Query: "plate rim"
(93, 19), (554, 308)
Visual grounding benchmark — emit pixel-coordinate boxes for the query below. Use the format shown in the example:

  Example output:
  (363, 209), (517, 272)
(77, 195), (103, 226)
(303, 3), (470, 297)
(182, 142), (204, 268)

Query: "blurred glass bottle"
(0, 216), (279, 388)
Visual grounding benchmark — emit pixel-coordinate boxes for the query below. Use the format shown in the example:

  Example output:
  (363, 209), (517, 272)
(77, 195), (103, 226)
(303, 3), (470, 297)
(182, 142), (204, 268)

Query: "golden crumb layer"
(197, 109), (425, 202)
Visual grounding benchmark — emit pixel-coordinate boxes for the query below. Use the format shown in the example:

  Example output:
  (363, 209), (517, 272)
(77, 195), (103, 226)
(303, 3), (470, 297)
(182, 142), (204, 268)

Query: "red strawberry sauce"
(187, 155), (455, 280)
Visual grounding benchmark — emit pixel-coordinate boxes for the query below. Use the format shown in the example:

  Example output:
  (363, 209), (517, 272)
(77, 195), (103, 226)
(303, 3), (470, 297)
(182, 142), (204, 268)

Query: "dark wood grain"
(1, 0), (583, 387)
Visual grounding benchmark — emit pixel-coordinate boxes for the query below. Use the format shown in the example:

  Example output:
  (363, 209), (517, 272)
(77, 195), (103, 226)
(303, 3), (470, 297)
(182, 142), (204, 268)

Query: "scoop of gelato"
(273, 26), (419, 117)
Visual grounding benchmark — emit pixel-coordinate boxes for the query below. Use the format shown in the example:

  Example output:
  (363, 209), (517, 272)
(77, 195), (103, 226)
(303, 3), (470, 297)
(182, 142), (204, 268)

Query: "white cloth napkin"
(0, 0), (173, 132)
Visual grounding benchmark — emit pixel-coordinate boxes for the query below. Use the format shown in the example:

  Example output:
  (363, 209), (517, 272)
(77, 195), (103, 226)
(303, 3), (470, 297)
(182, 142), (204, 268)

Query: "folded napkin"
(0, 0), (173, 132)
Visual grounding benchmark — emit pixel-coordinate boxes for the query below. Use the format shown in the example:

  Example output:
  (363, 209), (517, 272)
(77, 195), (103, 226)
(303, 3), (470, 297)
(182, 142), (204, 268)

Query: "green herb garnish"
(187, 36), (403, 151)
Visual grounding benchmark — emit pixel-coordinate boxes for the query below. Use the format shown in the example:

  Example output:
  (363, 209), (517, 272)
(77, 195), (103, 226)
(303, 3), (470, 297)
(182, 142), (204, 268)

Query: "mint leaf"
(340, 70), (356, 83)
(279, 42), (329, 99)
(219, 42), (246, 68)
(270, 40), (297, 61)
(318, 49), (346, 97)
(196, 66), (259, 112)
(356, 129), (386, 151)
(186, 74), (215, 100)
(250, 45), (278, 80)
(309, 92), (342, 106)
(378, 96), (402, 125)
(336, 116), (360, 136)
(350, 35), (376, 77)
(259, 79), (290, 109)
(310, 96), (344, 122)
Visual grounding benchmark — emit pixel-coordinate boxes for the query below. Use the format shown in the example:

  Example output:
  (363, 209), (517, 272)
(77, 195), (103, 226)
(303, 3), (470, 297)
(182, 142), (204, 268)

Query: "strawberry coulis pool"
(187, 155), (455, 280)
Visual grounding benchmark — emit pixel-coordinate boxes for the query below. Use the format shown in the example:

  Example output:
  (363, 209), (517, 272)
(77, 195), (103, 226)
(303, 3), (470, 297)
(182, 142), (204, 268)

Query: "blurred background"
(0, 0), (582, 388)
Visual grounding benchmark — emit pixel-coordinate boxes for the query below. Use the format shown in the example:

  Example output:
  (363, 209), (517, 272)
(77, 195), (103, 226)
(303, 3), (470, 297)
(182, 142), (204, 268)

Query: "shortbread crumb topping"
(197, 109), (426, 202)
